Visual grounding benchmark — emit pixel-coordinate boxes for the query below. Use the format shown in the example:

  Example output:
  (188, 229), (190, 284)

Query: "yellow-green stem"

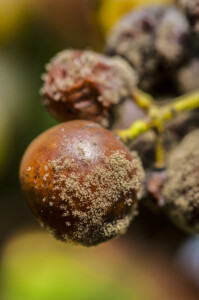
(155, 131), (165, 168)
(117, 90), (199, 143)
(132, 88), (155, 111)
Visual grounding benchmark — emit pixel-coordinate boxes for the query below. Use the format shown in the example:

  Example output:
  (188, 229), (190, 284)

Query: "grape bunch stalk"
(20, 1), (199, 246)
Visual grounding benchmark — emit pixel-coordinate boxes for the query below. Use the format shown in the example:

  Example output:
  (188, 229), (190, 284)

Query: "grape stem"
(116, 89), (199, 168)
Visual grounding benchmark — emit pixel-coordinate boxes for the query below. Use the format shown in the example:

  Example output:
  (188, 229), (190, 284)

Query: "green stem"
(117, 90), (199, 143)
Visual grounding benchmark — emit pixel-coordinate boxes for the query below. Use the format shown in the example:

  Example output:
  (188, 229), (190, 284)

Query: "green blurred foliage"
(0, 232), (149, 300)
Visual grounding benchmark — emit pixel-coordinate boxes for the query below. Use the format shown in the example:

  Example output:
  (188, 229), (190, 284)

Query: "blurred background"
(2, 0), (199, 299)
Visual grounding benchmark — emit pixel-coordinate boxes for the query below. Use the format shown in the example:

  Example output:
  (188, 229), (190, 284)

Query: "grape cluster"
(106, 2), (199, 95)
(106, 5), (191, 93)
(20, 2), (199, 246)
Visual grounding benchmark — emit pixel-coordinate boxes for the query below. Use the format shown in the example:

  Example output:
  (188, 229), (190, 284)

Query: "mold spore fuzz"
(163, 129), (199, 234)
(41, 49), (137, 128)
(20, 120), (144, 246)
(106, 5), (190, 92)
